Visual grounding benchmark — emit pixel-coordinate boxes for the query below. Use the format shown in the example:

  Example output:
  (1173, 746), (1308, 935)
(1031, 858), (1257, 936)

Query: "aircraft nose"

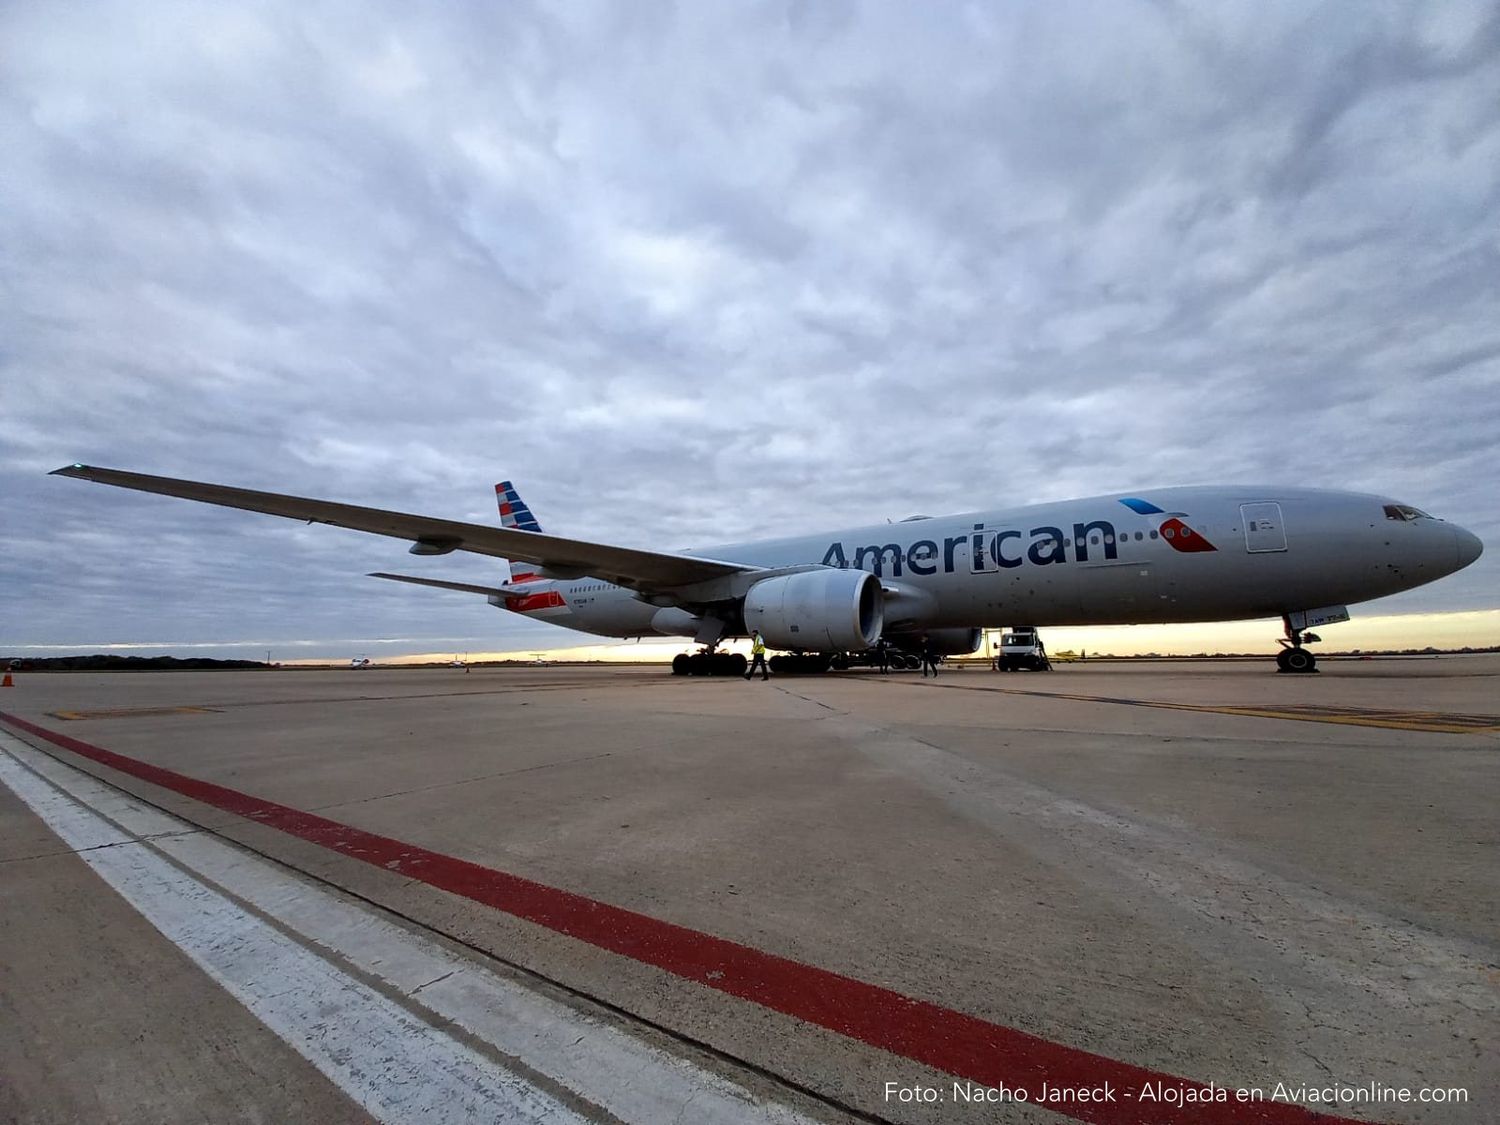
(1453, 524), (1484, 570)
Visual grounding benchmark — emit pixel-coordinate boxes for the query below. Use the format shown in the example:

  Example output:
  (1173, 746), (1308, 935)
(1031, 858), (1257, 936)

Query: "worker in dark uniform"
(876, 639), (890, 674)
(745, 630), (770, 681)
(921, 634), (940, 678)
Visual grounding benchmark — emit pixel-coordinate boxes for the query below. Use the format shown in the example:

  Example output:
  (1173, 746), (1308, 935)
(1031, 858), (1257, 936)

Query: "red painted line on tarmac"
(1, 711), (1370, 1125)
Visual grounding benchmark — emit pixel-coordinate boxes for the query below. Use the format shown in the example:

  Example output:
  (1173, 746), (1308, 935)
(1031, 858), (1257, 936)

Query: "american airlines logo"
(822, 519), (1122, 577)
(820, 500), (1215, 578)
(1119, 497), (1218, 553)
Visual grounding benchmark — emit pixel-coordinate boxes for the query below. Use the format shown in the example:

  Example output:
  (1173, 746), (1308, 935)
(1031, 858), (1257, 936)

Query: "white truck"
(993, 628), (1051, 672)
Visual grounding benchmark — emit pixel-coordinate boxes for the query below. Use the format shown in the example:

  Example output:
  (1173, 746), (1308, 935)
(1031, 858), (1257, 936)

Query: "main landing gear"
(768, 653), (833, 674)
(671, 649), (748, 677)
(669, 650), (840, 676)
(1275, 618), (1321, 674)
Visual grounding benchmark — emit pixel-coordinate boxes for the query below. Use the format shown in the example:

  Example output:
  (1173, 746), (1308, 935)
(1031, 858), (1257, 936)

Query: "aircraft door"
(1240, 502), (1287, 553)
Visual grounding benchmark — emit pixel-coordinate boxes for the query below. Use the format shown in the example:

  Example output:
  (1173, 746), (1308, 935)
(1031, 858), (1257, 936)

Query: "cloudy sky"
(4, 0), (1498, 660)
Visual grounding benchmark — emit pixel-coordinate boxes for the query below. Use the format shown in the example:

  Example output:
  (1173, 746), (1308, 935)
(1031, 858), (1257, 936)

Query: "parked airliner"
(52, 465), (1482, 674)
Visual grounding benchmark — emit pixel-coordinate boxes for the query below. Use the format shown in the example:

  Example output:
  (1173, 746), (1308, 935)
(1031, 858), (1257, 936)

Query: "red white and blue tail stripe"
(495, 481), (545, 583)
(495, 482), (543, 533)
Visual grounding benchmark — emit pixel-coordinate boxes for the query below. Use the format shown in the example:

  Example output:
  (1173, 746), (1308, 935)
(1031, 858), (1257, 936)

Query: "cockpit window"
(1384, 504), (1432, 521)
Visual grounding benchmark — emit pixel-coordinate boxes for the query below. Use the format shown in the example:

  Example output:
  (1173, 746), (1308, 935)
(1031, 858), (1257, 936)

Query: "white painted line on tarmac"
(0, 733), (820, 1125)
(0, 736), (584, 1125)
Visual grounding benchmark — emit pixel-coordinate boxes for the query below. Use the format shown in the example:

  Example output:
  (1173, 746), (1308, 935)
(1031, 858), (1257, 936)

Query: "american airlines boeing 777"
(52, 465), (1482, 674)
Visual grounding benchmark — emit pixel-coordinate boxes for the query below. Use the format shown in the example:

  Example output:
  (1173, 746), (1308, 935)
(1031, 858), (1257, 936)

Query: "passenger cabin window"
(1384, 504), (1431, 521)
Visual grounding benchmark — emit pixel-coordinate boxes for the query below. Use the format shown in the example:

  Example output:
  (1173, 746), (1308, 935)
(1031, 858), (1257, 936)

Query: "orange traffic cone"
(1, 672), (12, 688)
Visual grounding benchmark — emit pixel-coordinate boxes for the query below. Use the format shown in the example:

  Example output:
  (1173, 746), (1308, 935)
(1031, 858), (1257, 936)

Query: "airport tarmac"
(2, 656), (1496, 1124)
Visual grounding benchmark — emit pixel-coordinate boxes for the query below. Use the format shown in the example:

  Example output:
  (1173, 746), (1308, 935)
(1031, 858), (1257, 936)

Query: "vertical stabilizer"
(495, 481), (544, 582)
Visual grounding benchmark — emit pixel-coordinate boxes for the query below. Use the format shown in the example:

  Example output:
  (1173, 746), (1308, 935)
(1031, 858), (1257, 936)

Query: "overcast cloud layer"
(3, 1), (1498, 658)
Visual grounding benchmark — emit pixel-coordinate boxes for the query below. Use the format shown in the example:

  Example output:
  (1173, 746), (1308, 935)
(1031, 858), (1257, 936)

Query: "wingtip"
(50, 463), (91, 477)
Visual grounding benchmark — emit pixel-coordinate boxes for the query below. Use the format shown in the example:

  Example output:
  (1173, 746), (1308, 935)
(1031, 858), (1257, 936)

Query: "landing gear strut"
(669, 615), (751, 677)
(1276, 617), (1321, 674)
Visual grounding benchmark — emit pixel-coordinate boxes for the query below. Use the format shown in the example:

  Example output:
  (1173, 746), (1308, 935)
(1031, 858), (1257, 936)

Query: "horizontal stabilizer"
(368, 573), (517, 597)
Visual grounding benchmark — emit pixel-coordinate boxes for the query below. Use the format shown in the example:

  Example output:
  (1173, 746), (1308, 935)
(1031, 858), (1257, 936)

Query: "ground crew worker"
(921, 634), (940, 678)
(745, 630), (769, 681)
(876, 639), (890, 674)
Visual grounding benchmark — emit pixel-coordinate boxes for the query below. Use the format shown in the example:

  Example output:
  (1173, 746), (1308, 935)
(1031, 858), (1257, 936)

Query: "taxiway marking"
(50, 705), (219, 721)
(906, 682), (1500, 734)
(0, 711), (1367, 1125)
(0, 731), (819, 1125)
(0, 736), (582, 1125)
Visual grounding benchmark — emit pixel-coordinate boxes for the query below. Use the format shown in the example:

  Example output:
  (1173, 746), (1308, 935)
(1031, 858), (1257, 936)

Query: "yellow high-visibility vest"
(752, 635), (766, 655)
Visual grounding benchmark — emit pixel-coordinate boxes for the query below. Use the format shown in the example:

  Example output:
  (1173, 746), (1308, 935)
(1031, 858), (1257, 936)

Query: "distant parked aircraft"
(53, 465), (1482, 674)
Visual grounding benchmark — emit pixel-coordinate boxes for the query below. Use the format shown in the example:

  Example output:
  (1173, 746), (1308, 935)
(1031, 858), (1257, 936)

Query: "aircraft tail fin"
(495, 481), (544, 582)
(495, 482), (542, 533)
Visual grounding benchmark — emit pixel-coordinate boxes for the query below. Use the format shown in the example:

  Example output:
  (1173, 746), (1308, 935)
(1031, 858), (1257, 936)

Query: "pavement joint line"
(0, 732), (829, 1125)
(0, 837), (150, 864)
(208, 679), (672, 710)
(855, 678), (1500, 735)
(0, 822), (209, 865)
(41, 682), (672, 721)
(302, 751), (618, 815)
(0, 709), (1371, 1125)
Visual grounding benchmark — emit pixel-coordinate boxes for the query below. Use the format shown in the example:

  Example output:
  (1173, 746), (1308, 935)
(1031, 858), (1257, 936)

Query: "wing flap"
(52, 464), (751, 590)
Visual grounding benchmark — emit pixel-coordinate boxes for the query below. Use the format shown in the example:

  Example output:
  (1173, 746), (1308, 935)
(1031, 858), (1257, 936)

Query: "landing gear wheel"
(1283, 648), (1317, 674)
(1277, 614), (1322, 674)
(672, 653), (690, 676)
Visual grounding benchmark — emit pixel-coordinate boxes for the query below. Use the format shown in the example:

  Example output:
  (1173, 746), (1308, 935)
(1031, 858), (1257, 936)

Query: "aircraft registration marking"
(914, 684), (1500, 735)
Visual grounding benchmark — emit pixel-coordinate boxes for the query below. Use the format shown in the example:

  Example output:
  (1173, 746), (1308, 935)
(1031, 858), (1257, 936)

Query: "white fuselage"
(499, 486), (1481, 645)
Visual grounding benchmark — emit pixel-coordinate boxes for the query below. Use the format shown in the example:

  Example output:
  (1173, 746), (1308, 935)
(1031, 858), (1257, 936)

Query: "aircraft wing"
(51, 464), (752, 590)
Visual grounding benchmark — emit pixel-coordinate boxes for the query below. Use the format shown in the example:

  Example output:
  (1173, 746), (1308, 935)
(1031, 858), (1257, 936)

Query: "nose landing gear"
(1276, 618), (1321, 673)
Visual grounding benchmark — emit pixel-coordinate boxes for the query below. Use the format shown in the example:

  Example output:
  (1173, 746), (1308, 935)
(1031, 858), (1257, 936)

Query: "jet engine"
(891, 627), (983, 656)
(743, 569), (883, 652)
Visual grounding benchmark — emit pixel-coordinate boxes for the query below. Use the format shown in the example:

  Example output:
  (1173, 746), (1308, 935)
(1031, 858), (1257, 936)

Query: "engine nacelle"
(743, 569), (883, 652)
(892, 627), (983, 656)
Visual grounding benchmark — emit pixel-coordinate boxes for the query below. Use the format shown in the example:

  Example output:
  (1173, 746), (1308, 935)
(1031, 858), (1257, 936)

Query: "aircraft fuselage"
(512, 486), (1482, 641)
